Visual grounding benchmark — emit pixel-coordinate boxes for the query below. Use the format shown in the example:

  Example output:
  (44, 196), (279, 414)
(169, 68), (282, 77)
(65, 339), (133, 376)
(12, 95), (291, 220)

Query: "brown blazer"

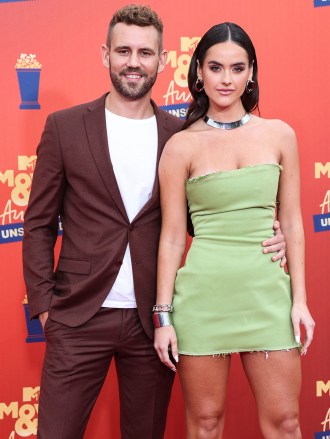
(23, 94), (183, 339)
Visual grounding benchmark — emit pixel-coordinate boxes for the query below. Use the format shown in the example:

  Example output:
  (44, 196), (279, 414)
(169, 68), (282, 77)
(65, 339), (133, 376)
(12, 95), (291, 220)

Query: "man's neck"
(105, 91), (155, 120)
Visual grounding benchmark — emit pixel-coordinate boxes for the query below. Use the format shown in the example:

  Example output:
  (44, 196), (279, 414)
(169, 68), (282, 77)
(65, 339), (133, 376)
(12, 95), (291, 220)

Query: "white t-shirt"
(102, 109), (158, 308)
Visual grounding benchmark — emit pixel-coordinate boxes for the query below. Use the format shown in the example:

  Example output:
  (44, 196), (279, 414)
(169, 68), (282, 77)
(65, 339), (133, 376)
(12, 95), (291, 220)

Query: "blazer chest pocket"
(56, 257), (91, 275)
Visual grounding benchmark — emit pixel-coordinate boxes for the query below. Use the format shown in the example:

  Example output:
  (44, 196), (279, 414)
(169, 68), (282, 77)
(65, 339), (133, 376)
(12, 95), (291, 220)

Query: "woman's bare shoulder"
(163, 122), (203, 154)
(255, 115), (294, 132)
(253, 115), (297, 142)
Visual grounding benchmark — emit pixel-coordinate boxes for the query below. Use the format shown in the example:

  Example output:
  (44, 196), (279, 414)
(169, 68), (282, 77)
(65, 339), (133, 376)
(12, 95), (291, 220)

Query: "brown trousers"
(37, 308), (174, 439)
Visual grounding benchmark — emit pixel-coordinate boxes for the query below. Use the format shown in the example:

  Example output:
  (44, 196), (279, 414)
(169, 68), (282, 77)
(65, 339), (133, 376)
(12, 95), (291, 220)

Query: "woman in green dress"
(154, 22), (315, 439)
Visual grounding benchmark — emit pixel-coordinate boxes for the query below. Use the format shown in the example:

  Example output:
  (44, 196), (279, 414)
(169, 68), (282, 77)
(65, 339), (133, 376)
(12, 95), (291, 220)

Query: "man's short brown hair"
(106, 4), (163, 52)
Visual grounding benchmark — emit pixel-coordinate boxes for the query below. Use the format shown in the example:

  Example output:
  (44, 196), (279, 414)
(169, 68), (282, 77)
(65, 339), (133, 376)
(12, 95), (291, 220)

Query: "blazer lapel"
(84, 94), (129, 221)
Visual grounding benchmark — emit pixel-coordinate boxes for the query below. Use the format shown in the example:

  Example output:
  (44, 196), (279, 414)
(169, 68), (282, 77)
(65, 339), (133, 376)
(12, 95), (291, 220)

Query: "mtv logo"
(180, 37), (201, 52)
(314, 0), (330, 7)
(18, 155), (37, 171)
(23, 387), (40, 402)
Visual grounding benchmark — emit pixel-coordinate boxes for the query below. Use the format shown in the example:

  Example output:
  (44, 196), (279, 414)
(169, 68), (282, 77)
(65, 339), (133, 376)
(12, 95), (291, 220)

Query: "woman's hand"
(291, 303), (315, 355)
(154, 325), (179, 371)
(262, 220), (287, 267)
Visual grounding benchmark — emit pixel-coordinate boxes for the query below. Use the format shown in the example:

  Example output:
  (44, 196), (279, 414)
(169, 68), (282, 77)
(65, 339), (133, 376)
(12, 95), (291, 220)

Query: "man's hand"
(262, 220), (287, 267)
(39, 311), (49, 331)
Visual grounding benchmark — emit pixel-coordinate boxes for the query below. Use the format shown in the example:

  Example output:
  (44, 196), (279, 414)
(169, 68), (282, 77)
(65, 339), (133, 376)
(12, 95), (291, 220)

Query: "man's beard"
(110, 67), (158, 100)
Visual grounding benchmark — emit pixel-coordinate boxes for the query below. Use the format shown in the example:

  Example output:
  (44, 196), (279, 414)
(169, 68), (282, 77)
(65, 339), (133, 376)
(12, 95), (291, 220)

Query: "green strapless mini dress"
(173, 163), (299, 355)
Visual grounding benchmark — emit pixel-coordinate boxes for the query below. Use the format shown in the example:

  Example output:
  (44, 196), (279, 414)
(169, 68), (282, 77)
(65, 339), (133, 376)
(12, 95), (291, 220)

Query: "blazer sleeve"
(23, 113), (66, 319)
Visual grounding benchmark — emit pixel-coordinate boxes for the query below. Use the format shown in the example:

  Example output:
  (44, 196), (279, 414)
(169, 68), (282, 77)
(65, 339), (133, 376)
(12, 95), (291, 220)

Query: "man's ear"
(157, 50), (168, 74)
(101, 44), (110, 68)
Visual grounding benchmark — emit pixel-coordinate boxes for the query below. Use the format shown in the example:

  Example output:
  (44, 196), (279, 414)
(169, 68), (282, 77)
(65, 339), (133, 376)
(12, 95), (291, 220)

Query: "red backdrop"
(0, 1), (329, 438)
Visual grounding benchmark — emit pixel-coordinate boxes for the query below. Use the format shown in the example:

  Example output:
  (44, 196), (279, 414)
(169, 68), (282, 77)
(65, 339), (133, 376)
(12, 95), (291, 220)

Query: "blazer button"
(116, 260), (123, 266)
(128, 224), (135, 231)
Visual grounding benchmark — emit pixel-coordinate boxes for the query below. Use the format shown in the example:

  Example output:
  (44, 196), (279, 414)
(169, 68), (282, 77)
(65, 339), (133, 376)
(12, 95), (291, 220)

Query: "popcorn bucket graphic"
(23, 296), (45, 343)
(16, 68), (41, 109)
(15, 53), (42, 110)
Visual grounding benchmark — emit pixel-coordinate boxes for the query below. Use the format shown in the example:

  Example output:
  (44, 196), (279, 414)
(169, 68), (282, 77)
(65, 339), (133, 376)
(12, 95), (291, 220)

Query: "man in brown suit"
(23, 5), (286, 439)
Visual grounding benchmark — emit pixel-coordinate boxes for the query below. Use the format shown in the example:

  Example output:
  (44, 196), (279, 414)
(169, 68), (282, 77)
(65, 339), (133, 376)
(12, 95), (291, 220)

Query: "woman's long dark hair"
(183, 22), (259, 129)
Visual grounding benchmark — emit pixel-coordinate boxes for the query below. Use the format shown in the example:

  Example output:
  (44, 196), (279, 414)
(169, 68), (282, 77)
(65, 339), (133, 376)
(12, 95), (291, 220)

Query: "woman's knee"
(188, 412), (225, 439)
(278, 411), (300, 435)
(261, 410), (301, 438)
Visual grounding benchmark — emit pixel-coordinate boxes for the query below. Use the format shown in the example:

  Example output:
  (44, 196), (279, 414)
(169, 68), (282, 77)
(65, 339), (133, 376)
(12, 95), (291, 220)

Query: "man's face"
(102, 23), (167, 100)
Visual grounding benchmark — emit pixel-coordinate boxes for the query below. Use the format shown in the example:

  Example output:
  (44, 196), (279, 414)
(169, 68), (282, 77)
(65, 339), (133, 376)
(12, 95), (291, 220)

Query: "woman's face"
(197, 40), (253, 111)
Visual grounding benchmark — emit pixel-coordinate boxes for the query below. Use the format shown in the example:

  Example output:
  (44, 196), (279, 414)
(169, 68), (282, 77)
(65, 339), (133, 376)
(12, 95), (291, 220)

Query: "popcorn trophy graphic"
(15, 53), (42, 109)
(23, 295), (45, 342)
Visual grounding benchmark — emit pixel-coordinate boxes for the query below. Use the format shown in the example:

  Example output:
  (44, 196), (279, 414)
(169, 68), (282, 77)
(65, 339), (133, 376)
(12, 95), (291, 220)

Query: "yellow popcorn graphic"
(15, 53), (42, 69)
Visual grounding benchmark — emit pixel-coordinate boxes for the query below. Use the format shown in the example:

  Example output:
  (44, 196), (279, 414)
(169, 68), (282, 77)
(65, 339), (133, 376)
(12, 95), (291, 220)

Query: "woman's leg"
(241, 349), (302, 439)
(178, 354), (231, 439)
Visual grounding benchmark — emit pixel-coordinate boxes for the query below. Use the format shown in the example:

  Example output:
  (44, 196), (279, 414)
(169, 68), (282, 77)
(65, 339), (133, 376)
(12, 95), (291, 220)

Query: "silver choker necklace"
(203, 113), (251, 130)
